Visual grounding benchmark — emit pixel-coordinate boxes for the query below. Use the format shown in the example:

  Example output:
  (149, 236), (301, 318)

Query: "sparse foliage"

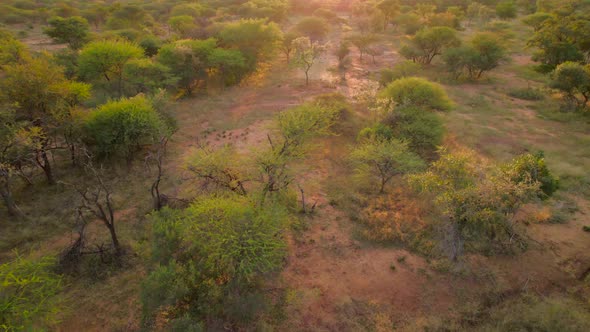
(291, 36), (326, 85)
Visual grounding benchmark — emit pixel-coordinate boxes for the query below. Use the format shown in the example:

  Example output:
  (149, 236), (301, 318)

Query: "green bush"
(502, 151), (559, 198)
(383, 106), (444, 158)
(142, 195), (289, 329)
(508, 87), (545, 100)
(0, 255), (63, 331)
(84, 95), (167, 159)
(380, 77), (453, 111)
(496, 1), (517, 19)
(483, 296), (590, 331)
(379, 60), (420, 86)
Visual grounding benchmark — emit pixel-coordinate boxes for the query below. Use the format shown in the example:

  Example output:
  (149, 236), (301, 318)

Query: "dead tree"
(70, 154), (122, 256)
(296, 183), (318, 214)
(58, 208), (87, 270)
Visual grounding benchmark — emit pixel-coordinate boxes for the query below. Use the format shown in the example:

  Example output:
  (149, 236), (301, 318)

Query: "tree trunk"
(105, 221), (121, 255)
(0, 181), (23, 219)
(39, 148), (56, 185)
(305, 70), (309, 86)
(379, 177), (386, 194)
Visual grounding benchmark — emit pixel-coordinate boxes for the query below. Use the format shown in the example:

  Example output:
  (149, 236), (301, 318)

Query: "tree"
(443, 32), (507, 79)
(377, 0), (400, 30)
(522, 12), (553, 31)
(142, 195), (288, 327)
(78, 39), (144, 97)
(380, 77), (453, 111)
(349, 33), (379, 62)
(294, 16), (330, 41)
(217, 19), (282, 69)
(157, 38), (247, 95)
(138, 35), (162, 57)
(395, 13), (422, 34)
(501, 151), (559, 198)
(1, 55), (90, 184)
(0, 108), (25, 218)
(466, 3), (495, 25)
(379, 60), (420, 86)
(0, 255), (63, 331)
(240, 0), (290, 22)
(71, 156), (123, 255)
(186, 145), (248, 195)
(334, 40), (351, 69)
(526, 4), (590, 72)
(207, 47), (248, 86)
(123, 58), (177, 95)
(496, 1), (517, 19)
(549, 61), (590, 110)
(0, 29), (28, 66)
(257, 96), (344, 199)
(43, 16), (90, 50)
(279, 30), (298, 63)
(291, 37), (327, 85)
(350, 137), (425, 193)
(400, 26), (460, 64)
(383, 106), (444, 158)
(84, 95), (168, 160)
(157, 39), (214, 95)
(409, 148), (544, 260)
(168, 15), (196, 37)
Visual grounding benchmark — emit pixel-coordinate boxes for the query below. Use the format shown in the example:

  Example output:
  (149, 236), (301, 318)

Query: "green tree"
(400, 26), (460, 64)
(522, 12), (553, 31)
(350, 137), (425, 193)
(526, 3), (590, 72)
(78, 39), (144, 97)
(84, 95), (167, 160)
(0, 29), (28, 66)
(257, 96), (344, 199)
(1, 55), (90, 184)
(157, 38), (246, 95)
(157, 39), (214, 95)
(138, 35), (162, 57)
(294, 16), (330, 41)
(279, 30), (299, 63)
(142, 195), (288, 327)
(443, 32), (507, 79)
(377, 0), (400, 30)
(549, 61), (590, 110)
(0, 108), (26, 217)
(217, 19), (282, 69)
(380, 77), (453, 111)
(349, 33), (379, 62)
(291, 37), (327, 85)
(409, 148), (544, 260)
(383, 106), (444, 158)
(168, 15), (196, 37)
(501, 151), (558, 198)
(43, 16), (90, 50)
(186, 145), (248, 195)
(335, 40), (351, 69)
(207, 47), (247, 86)
(496, 1), (517, 19)
(0, 255), (63, 331)
(123, 58), (177, 95)
(240, 0), (289, 22)
(379, 60), (420, 86)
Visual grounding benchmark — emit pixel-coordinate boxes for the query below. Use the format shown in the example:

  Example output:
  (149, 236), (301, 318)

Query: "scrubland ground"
(2, 15), (590, 332)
